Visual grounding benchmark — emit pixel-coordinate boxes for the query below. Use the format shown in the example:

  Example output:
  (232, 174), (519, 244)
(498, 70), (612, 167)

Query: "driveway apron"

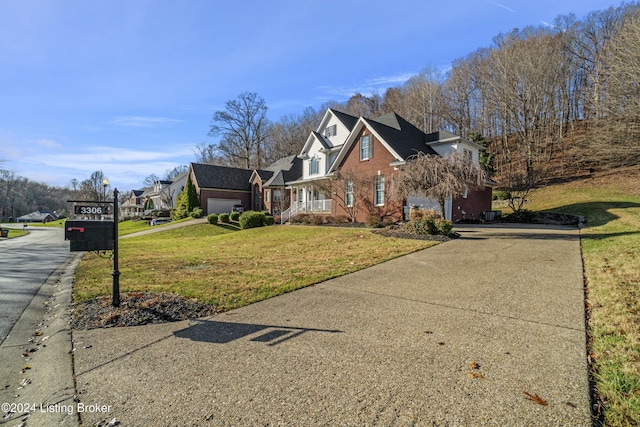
(73, 224), (591, 426)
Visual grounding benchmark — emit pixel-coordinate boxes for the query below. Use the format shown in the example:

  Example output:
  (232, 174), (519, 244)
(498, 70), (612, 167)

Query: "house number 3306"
(77, 206), (105, 215)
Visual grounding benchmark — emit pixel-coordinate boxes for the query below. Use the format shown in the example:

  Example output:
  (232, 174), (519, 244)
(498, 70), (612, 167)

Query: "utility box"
(65, 220), (114, 251)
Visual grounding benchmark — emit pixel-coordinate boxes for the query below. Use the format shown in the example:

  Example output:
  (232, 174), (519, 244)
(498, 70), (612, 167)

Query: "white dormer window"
(360, 135), (373, 160)
(325, 124), (337, 137)
(309, 157), (319, 175)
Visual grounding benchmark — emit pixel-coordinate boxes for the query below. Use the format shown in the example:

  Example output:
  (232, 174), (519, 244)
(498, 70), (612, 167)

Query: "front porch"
(281, 183), (332, 222)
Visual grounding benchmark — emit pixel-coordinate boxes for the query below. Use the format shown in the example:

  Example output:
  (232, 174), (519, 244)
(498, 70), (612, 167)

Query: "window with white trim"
(360, 135), (372, 160)
(345, 179), (354, 207)
(325, 124), (337, 137)
(374, 175), (385, 206)
(309, 157), (319, 175)
(273, 189), (282, 203)
(265, 189), (270, 202)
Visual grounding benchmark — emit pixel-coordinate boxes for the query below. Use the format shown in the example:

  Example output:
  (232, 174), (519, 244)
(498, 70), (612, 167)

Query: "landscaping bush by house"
(207, 214), (218, 225)
(239, 210), (266, 229)
(411, 217), (454, 236)
(191, 207), (204, 218)
(219, 213), (230, 223)
(230, 211), (241, 222)
(264, 215), (275, 226)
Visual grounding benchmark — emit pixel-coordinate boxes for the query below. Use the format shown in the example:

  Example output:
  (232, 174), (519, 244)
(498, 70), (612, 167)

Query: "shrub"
(410, 208), (441, 222)
(207, 214), (218, 225)
(310, 215), (324, 226)
(334, 215), (349, 224)
(264, 215), (275, 226)
(218, 213), (230, 223)
(411, 217), (452, 236)
(190, 207), (204, 218)
(171, 207), (188, 220)
(230, 211), (241, 222)
(437, 219), (453, 235)
(324, 216), (336, 224)
(365, 214), (383, 228)
(239, 210), (266, 229)
(291, 213), (311, 224)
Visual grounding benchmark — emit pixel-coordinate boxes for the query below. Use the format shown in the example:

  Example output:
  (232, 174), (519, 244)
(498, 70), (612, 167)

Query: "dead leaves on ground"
(523, 391), (548, 406)
(467, 361), (486, 379)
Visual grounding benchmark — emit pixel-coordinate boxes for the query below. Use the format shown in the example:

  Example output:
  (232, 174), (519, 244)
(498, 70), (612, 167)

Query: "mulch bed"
(71, 292), (219, 330)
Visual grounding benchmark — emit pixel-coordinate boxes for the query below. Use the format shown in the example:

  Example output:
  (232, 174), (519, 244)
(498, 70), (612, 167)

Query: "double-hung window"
(309, 157), (319, 175)
(345, 179), (354, 207)
(360, 135), (372, 160)
(374, 175), (385, 206)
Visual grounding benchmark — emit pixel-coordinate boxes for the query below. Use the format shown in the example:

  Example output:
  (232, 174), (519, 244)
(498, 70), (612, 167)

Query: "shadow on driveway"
(174, 319), (342, 346)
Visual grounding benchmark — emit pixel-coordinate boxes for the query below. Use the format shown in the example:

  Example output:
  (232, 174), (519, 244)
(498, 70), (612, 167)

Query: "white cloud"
(12, 144), (195, 189)
(109, 116), (184, 128)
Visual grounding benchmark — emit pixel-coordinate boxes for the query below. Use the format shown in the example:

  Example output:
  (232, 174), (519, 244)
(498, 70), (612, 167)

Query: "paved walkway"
(72, 224), (591, 426)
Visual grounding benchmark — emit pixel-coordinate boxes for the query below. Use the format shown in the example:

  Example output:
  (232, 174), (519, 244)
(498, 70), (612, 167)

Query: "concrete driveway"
(72, 224), (591, 426)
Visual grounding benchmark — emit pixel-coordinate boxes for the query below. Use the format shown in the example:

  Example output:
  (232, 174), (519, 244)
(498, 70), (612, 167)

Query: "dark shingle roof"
(191, 163), (256, 191)
(331, 109), (359, 131)
(264, 155), (302, 186)
(366, 113), (439, 159)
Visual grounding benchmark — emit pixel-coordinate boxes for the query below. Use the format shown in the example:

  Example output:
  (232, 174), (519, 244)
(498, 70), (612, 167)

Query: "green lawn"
(522, 167), (640, 426)
(74, 224), (435, 311)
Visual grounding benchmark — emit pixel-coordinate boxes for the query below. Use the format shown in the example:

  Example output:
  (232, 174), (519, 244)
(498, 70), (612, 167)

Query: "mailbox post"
(112, 188), (120, 307)
(65, 188), (121, 307)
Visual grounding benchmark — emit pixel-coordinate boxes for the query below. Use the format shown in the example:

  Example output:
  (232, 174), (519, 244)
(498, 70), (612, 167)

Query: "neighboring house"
(190, 163), (269, 214)
(148, 172), (188, 211)
(16, 211), (58, 223)
(120, 189), (150, 219)
(249, 155), (303, 216)
(285, 109), (359, 219)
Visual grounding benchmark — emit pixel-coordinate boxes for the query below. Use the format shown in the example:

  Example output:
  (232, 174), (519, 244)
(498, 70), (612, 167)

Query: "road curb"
(0, 253), (82, 426)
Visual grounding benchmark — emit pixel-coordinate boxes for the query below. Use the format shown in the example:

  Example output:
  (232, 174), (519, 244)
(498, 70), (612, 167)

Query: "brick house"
(289, 109), (493, 223)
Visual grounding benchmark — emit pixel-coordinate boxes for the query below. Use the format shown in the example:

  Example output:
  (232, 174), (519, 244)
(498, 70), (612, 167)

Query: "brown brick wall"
(333, 128), (404, 222)
(451, 186), (493, 222)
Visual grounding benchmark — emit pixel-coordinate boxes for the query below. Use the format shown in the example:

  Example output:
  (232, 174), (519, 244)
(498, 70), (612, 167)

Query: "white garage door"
(207, 198), (241, 214)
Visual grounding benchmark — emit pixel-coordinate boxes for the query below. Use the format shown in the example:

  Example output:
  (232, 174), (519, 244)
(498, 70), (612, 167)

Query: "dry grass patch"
(74, 224), (435, 311)
(524, 165), (640, 426)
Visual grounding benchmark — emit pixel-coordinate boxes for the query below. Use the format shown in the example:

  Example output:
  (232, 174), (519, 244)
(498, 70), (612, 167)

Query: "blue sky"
(0, 0), (621, 190)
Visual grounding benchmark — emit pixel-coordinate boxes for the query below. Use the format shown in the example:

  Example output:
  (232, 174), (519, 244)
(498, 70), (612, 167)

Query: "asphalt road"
(0, 225), (70, 344)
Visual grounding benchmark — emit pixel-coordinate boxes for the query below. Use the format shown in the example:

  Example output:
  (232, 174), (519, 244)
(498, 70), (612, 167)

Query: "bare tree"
(208, 92), (269, 169)
(316, 169), (374, 223)
(193, 141), (229, 166)
(392, 152), (487, 215)
(265, 107), (318, 163)
(79, 170), (110, 201)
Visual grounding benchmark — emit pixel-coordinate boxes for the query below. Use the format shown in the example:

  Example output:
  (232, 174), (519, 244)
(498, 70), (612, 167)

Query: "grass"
(74, 224), (435, 311)
(521, 166), (640, 426)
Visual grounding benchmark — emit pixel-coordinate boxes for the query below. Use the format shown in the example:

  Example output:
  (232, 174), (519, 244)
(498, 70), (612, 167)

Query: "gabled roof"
(17, 211), (56, 222)
(264, 156), (302, 186)
(366, 113), (439, 159)
(191, 163), (259, 191)
(330, 112), (439, 173)
(330, 109), (359, 131)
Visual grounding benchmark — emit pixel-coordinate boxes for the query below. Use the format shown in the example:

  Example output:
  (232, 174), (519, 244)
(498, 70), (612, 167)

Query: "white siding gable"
(429, 140), (481, 164)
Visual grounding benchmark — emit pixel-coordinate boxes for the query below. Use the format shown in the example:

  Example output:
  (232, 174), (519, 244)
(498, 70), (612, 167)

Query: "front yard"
(74, 224), (435, 311)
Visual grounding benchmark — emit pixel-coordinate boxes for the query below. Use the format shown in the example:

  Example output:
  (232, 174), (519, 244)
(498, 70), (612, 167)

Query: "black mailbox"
(65, 220), (114, 251)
